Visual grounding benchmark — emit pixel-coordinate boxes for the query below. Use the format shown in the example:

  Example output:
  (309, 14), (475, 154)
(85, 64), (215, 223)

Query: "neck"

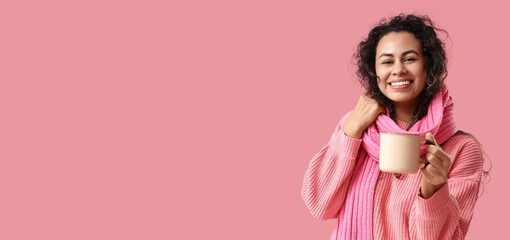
(394, 101), (416, 123)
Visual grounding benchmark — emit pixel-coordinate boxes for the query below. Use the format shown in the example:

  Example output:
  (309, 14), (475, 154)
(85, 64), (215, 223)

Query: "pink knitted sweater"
(302, 118), (484, 240)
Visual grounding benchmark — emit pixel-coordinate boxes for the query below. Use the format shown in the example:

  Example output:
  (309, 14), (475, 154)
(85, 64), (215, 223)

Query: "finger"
(426, 153), (449, 176)
(425, 132), (438, 146)
(421, 162), (443, 178)
(419, 155), (429, 169)
(427, 145), (450, 165)
(426, 153), (446, 170)
(419, 162), (429, 169)
(420, 167), (435, 181)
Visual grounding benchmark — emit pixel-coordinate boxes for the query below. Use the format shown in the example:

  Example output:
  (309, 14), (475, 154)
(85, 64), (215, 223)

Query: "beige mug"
(379, 133), (421, 173)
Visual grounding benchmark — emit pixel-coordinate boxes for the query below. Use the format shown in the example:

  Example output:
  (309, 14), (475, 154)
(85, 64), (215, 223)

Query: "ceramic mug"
(379, 133), (421, 173)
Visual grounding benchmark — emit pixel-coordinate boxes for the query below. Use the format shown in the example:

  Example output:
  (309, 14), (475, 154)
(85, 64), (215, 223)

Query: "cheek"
(377, 77), (386, 91)
(418, 70), (427, 88)
(376, 67), (390, 78)
(418, 79), (427, 91)
(375, 67), (390, 85)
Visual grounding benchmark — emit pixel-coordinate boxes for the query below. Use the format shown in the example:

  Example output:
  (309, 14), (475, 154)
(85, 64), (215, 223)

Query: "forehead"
(376, 32), (422, 55)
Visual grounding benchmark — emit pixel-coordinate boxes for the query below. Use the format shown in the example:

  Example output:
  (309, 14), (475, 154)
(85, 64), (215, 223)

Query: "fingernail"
(420, 162), (430, 168)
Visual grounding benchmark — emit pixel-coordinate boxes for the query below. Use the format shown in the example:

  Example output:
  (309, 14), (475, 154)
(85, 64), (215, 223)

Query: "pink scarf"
(334, 86), (458, 240)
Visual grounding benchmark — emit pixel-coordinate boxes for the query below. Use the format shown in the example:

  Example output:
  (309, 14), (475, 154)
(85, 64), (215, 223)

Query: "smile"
(389, 81), (412, 86)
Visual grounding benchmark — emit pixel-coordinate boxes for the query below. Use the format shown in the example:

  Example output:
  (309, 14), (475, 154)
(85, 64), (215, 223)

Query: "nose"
(392, 61), (408, 75)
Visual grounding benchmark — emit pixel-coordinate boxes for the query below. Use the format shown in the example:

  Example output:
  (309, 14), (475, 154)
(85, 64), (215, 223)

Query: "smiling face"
(375, 31), (426, 109)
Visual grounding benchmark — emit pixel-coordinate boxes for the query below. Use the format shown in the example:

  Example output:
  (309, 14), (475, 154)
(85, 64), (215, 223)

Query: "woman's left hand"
(419, 132), (452, 199)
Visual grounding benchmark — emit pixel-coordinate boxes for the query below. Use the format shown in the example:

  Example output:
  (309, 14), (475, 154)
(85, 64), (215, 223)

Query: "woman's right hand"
(341, 95), (386, 139)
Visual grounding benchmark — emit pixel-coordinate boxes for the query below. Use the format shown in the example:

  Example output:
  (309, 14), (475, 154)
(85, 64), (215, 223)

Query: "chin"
(386, 94), (415, 103)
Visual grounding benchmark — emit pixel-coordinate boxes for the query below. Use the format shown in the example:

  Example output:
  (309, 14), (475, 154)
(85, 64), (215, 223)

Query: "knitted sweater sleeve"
(301, 112), (362, 220)
(409, 135), (484, 240)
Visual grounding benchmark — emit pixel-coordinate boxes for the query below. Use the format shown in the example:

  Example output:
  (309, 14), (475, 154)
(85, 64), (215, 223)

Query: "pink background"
(1, 0), (507, 239)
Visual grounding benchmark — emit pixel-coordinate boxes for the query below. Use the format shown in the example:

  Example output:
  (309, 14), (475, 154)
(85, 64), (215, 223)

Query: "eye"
(404, 58), (416, 62)
(381, 60), (393, 65)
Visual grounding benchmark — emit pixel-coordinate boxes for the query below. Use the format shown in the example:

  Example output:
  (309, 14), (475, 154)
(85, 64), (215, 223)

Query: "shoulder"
(442, 131), (484, 179)
(442, 131), (482, 154)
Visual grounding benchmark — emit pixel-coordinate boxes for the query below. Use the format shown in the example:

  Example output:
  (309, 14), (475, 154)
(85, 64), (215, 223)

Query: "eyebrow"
(378, 50), (419, 59)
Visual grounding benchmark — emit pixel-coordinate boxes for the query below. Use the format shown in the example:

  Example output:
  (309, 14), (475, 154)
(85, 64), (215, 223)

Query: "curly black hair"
(354, 14), (448, 128)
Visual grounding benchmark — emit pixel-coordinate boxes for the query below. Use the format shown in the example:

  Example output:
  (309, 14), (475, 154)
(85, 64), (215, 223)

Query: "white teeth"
(390, 81), (411, 86)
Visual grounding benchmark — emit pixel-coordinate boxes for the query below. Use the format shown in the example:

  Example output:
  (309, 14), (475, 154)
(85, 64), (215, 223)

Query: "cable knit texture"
(301, 86), (484, 240)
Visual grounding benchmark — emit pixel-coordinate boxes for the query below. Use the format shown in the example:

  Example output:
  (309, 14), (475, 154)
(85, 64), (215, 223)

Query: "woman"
(301, 14), (485, 240)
